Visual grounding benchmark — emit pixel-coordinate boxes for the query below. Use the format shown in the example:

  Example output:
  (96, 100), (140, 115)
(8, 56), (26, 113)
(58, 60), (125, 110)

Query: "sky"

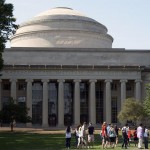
(5, 0), (150, 50)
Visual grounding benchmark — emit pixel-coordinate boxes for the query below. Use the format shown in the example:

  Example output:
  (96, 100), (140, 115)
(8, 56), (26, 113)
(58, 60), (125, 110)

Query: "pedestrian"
(106, 123), (111, 147)
(101, 121), (108, 149)
(108, 124), (116, 148)
(127, 126), (132, 146)
(65, 125), (71, 149)
(77, 125), (82, 148)
(133, 127), (138, 146)
(114, 125), (119, 147)
(87, 122), (94, 149)
(10, 116), (16, 132)
(77, 122), (87, 148)
(74, 124), (80, 148)
(121, 123), (128, 149)
(80, 122), (87, 148)
(143, 126), (149, 149)
(137, 123), (143, 149)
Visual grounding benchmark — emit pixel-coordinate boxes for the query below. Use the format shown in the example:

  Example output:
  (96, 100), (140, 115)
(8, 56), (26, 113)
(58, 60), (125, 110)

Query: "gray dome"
(11, 7), (113, 48)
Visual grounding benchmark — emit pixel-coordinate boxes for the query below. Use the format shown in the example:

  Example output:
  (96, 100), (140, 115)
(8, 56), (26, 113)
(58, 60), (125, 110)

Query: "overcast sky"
(5, 0), (150, 50)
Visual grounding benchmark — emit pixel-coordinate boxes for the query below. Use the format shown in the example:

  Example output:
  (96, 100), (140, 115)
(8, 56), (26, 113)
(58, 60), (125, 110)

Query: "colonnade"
(0, 78), (142, 127)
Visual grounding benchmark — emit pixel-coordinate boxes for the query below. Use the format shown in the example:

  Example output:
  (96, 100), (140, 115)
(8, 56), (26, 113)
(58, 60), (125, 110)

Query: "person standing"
(121, 123), (128, 149)
(81, 122), (87, 148)
(114, 125), (119, 147)
(108, 124), (116, 148)
(143, 126), (149, 149)
(74, 124), (80, 148)
(127, 126), (132, 146)
(78, 122), (87, 148)
(137, 123), (143, 149)
(101, 122), (108, 149)
(133, 127), (138, 147)
(87, 122), (94, 149)
(65, 125), (72, 149)
(106, 123), (111, 147)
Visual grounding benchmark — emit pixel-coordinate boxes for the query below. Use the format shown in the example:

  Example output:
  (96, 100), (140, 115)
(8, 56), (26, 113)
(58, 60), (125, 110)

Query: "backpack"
(122, 127), (127, 136)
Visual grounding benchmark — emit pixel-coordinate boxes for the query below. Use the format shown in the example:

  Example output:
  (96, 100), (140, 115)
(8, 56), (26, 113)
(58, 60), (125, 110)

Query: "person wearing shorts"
(108, 124), (116, 148)
(87, 122), (94, 148)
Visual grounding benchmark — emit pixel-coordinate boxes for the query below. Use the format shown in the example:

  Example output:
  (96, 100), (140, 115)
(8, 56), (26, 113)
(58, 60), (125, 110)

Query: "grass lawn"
(0, 130), (142, 150)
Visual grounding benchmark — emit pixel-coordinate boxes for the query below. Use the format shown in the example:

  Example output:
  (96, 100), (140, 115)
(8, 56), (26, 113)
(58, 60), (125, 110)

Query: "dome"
(10, 7), (113, 48)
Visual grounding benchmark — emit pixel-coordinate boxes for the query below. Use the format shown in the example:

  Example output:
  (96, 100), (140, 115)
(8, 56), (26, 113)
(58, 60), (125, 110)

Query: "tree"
(118, 98), (145, 124)
(0, 0), (18, 70)
(143, 84), (150, 116)
(0, 97), (31, 129)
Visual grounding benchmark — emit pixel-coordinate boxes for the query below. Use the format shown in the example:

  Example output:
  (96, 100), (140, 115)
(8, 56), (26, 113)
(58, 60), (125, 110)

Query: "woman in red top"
(101, 122), (108, 149)
(127, 127), (132, 146)
(133, 127), (138, 146)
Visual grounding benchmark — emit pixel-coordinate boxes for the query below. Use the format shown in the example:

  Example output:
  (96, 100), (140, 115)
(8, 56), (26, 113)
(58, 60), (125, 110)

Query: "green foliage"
(118, 98), (145, 123)
(0, 0), (18, 70)
(143, 84), (150, 116)
(0, 97), (31, 123)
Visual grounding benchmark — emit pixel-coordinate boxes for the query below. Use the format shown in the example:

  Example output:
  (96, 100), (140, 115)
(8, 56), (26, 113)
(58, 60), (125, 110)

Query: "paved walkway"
(0, 127), (65, 134)
(0, 126), (101, 134)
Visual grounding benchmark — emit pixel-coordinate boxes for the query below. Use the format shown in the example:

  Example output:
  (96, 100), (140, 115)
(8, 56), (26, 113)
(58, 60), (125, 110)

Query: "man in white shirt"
(137, 123), (143, 149)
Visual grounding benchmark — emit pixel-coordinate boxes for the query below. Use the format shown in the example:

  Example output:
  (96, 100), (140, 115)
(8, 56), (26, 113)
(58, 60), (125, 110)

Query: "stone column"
(26, 79), (33, 127)
(10, 79), (17, 103)
(89, 79), (97, 125)
(73, 79), (81, 125)
(105, 79), (112, 124)
(42, 79), (49, 128)
(120, 79), (127, 108)
(57, 79), (65, 127)
(0, 79), (2, 110)
(135, 79), (142, 101)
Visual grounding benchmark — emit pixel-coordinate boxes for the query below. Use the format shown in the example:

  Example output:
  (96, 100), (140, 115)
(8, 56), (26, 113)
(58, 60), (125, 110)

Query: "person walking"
(65, 125), (72, 149)
(87, 122), (94, 149)
(114, 125), (119, 147)
(78, 122), (87, 148)
(101, 122), (109, 149)
(121, 123), (128, 149)
(137, 123), (143, 149)
(133, 127), (138, 147)
(108, 124), (116, 148)
(143, 126), (149, 149)
(74, 124), (80, 148)
(106, 123), (111, 147)
(127, 126), (132, 146)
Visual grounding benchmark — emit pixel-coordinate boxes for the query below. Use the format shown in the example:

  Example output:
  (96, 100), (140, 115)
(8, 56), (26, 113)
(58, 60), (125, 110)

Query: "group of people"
(65, 122), (95, 149)
(121, 123), (149, 149)
(65, 121), (149, 149)
(101, 121), (149, 149)
(101, 122), (119, 149)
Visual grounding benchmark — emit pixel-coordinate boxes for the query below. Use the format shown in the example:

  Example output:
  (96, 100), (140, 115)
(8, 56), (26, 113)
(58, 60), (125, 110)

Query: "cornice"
(11, 29), (113, 42)
(3, 64), (145, 71)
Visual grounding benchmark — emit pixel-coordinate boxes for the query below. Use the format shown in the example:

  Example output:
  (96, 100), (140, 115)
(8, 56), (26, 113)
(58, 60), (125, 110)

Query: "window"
(2, 96), (10, 107)
(80, 82), (89, 123)
(64, 82), (73, 126)
(126, 82), (132, 91)
(96, 81), (104, 124)
(18, 83), (26, 91)
(111, 97), (118, 123)
(32, 82), (43, 124)
(3, 83), (10, 90)
(111, 83), (117, 91)
(48, 82), (58, 126)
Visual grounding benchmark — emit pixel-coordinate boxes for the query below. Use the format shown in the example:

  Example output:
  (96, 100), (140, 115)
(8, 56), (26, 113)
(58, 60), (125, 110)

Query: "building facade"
(1, 7), (150, 127)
